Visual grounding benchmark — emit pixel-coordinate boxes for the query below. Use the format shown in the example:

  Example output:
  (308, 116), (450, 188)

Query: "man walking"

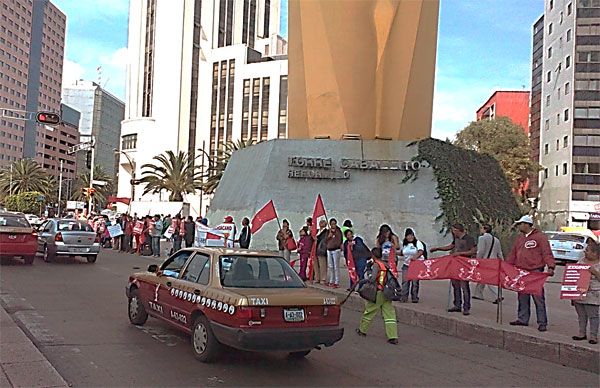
(507, 215), (555, 332)
(430, 223), (477, 315)
(473, 224), (504, 303)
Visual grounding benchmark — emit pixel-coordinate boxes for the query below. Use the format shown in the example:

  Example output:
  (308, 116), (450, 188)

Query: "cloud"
(62, 59), (85, 88)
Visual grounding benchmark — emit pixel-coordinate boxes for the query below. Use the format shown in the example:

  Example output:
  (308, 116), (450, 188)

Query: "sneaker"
(572, 335), (587, 341)
(332, 284), (340, 289)
(387, 338), (398, 345)
(472, 296), (484, 301)
(411, 300), (419, 304)
(492, 297), (504, 305)
(355, 329), (366, 337)
(447, 307), (461, 313)
(509, 320), (528, 326)
(589, 339), (598, 345)
(462, 310), (470, 316)
(538, 325), (547, 332)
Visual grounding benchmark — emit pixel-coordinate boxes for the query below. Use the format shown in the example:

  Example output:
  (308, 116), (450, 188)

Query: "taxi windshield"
(220, 255), (305, 288)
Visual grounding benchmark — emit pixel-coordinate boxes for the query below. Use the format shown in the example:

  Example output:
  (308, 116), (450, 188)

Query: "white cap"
(514, 215), (534, 226)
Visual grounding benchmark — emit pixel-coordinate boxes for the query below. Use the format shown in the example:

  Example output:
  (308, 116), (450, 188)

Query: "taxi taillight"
(55, 232), (63, 242)
(235, 307), (261, 320)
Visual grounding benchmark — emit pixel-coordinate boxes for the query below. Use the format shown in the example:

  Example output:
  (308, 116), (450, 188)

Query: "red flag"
(346, 242), (358, 284)
(250, 200), (278, 234)
(308, 194), (327, 281)
(500, 261), (549, 296)
(388, 248), (399, 278)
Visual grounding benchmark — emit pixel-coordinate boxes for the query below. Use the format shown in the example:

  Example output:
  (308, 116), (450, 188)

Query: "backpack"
(382, 270), (402, 301)
(357, 262), (378, 303)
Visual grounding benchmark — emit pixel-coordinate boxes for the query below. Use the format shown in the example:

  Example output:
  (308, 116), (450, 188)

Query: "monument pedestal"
(207, 139), (445, 250)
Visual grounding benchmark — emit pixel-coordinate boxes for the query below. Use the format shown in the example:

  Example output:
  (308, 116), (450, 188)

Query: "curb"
(312, 284), (600, 374)
(0, 305), (69, 387)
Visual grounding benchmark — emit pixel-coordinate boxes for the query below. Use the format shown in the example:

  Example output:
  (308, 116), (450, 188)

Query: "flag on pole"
(250, 200), (278, 234)
(308, 194), (327, 281)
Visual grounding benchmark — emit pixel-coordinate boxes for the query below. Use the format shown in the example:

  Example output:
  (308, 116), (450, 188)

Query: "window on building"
(549, 23), (553, 35)
(545, 119), (550, 130)
(544, 143), (549, 155)
(565, 82), (570, 94)
(548, 47), (552, 58)
(556, 113), (560, 125)
(564, 109), (569, 121)
(549, 0), (553, 10)
(555, 165), (559, 176)
(563, 136), (569, 148)
(544, 168), (549, 179)
(121, 134), (137, 150)
(566, 29), (572, 42)
(556, 139), (560, 150)
(566, 55), (571, 68)
(563, 163), (568, 175)
(567, 2), (572, 15)
(547, 71), (551, 82)
(546, 95), (551, 106)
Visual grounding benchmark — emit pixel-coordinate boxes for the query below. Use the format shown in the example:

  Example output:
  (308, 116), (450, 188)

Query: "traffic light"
(81, 188), (88, 196)
(86, 151), (92, 169)
(35, 112), (61, 125)
(89, 188), (96, 197)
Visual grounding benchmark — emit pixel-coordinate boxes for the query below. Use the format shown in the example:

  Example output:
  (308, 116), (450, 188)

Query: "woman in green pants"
(356, 247), (399, 345)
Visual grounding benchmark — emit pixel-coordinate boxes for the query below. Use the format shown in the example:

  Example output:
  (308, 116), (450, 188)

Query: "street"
(1, 249), (598, 387)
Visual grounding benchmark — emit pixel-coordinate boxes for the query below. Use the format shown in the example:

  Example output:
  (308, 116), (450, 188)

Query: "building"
(62, 80), (125, 178)
(0, 0), (76, 178)
(534, 0), (600, 230)
(530, 16), (545, 198)
(476, 91), (531, 133)
(118, 0), (287, 214)
(288, 0), (439, 141)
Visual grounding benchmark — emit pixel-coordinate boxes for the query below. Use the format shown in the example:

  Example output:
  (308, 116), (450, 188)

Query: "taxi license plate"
(283, 308), (305, 322)
(70, 247), (88, 253)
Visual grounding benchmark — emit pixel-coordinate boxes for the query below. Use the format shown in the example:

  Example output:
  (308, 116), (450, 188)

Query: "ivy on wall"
(405, 138), (520, 236)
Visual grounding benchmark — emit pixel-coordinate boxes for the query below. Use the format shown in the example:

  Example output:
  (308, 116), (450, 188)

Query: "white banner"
(194, 223), (228, 247)
(107, 224), (123, 238)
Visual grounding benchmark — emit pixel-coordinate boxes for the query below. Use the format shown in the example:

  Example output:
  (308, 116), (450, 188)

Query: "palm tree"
(199, 139), (256, 194)
(71, 166), (114, 207)
(139, 150), (202, 201)
(0, 159), (53, 197)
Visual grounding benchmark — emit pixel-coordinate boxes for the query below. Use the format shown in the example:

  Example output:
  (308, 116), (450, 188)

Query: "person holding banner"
(506, 215), (555, 332)
(376, 225), (400, 264)
(572, 238), (600, 344)
(399, 228), (425, 303)
(343, 229), (370, 289)
(473, 224), (504, 303)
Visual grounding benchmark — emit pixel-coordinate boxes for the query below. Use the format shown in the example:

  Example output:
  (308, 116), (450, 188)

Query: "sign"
(66, 201), (86, 210)
(92, 180), (107, 186)
(107, 224), (124, 238)
(287, 156), (427, 181)
(194, 223), (225, 247)
(210, 223), (235, 247)
(560, 264), (592, 300)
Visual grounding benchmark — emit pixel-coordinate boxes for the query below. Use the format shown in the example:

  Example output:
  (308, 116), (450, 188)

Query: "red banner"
(406, 256), (549, 296)
(250, 200), (278, 234)
(346, 242), (358, 284)
(308, 194), (327, 281)
(560, 264), (592, 300)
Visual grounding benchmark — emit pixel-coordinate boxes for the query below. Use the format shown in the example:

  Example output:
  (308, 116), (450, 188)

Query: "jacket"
(239, 225), (251, 249)
(344, 236), (370, 261)
(316, 228), (328, 256)
(476, 233), (503, 259)
(506, 229), (555, 271)
(326, 227), (343, 251)
(297, 235), (313, 256)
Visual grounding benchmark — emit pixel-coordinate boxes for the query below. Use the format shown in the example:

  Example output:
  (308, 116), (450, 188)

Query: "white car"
(545, 232), (590, 263)
(25, 214), (42, 227)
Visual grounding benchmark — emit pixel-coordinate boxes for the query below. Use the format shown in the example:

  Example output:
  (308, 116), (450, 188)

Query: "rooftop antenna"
(97, 66), (102, 85)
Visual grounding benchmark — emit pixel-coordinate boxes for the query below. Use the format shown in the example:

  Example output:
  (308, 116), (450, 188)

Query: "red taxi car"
(0, 212), (37, 265)
(126, 248), (344, 362)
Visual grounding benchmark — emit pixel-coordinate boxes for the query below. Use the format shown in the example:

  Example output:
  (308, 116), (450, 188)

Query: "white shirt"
(401, 241), (425, 267)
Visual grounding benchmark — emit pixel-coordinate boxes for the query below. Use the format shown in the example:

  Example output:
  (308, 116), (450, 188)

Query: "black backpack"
(383, 270), (402, 301)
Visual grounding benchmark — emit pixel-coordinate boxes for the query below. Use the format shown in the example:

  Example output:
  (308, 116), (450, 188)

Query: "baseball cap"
(513, 215), (534, 226)
(224, 215), (233, 223)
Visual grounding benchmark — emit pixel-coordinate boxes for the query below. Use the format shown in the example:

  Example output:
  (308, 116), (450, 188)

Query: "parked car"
(545, 231), (589, 263)
(25, 214), (43, 227)
(126, 248), (344, 362)
(37, 219), (100, 263)
(0, 212), (37, 265)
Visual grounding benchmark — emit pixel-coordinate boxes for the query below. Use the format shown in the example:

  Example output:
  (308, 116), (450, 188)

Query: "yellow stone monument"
(288, 0), (439, 140)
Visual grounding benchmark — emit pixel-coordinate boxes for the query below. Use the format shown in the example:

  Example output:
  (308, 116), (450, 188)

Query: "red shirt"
(506, 229), (555, 271)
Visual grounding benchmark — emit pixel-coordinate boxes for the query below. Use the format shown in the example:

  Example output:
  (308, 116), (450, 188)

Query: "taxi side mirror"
(147, 264), (158, 273)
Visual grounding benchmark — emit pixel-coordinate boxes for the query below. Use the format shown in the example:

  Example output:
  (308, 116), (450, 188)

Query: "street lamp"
(114, 149), (136, 202)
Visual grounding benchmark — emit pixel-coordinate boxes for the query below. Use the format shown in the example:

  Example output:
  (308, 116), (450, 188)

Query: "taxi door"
(163, 253), (212, 330)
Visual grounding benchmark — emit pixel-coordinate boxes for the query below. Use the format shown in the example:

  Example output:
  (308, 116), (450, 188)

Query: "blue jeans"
(401, 265), (420, 302)
(517, 270), (547, 326)
(451, 280), (471, 311)
(151, 236), (161, 256)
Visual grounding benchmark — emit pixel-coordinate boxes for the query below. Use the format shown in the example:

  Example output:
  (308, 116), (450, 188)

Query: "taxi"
(126, 248), (344, 362)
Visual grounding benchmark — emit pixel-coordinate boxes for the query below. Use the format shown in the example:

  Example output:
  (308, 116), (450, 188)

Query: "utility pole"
(199, 140), (205, 216)
(57, 159), (63, 216)
(88, 137), (96, 214)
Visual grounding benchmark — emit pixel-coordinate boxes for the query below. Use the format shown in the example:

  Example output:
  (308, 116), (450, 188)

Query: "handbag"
(286, 237), (297, 251)
(358, 279), (378, 303)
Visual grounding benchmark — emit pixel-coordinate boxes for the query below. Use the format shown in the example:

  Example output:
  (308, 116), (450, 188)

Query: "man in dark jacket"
(238, 217), (251, 249)
(343, 229), (370, 289)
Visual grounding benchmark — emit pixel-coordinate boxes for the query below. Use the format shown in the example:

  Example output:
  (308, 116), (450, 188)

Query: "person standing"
(326, 218), (343, 288)
(341, 220), (353, 243)
(184, 216), (195, 248)
(172, 214), (183, 252)
(237, 217), (252, 249)
(343, 229), (370, 289)
(356, 247), (399, 345)
(376, 224), (400, 263)
(572, 237), (600, 344)
(151, 215), (163, 257)
(506, 215), (555, 332)
(163, 214), (172, 239)
(297, 227), (313, 281)
(314, 219), (329, 284)
(473, 224), (504, 303)
(399, 228), (425, 303)
(430, 223), (477, 316)
(276, 219), (294, 262)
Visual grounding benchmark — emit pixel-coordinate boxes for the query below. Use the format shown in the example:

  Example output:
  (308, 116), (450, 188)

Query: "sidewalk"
(299, 261), (600, 374)
(0, 306), (67, 388)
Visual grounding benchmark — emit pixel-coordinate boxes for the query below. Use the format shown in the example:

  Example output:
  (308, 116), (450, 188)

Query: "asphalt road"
(1, 250), (598, 387)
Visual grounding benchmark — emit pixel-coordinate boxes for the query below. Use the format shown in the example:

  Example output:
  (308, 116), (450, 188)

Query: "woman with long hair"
(376, 224), (400, 263)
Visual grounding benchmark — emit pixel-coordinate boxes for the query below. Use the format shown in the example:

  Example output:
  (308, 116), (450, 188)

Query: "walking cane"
(340, 282), (359, 306)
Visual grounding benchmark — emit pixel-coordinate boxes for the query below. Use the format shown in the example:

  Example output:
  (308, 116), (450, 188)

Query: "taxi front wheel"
(128, 289), (148, 325)
(191, 316), (221, 363)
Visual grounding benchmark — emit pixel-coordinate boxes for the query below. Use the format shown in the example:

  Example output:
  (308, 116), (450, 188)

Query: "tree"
(138, 151), (202, 201)
(0, 159), (54, 198)
(4, 191), (46, 214)
(199, 139), (256, 194)
(71, 166), (114, 208)
(454, 117), (540, 194)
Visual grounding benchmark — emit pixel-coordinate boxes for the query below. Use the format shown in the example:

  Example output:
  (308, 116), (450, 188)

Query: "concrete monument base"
(207, 139), (446, 250)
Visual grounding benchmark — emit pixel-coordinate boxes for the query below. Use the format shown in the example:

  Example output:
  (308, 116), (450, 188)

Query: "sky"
(54, 0), (543, 140)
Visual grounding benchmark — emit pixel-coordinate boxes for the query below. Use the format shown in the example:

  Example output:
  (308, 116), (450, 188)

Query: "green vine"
(407, 138), (520, 236)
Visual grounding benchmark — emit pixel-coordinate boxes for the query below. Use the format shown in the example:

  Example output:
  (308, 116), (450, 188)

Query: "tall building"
(530, 16), (545, 198)
(476, 91), (531, 133)
(62, 80), (125, 178)
(0, 0), (77, 178)
(118, 0), (286, 212)
(535, 0), (600, 230)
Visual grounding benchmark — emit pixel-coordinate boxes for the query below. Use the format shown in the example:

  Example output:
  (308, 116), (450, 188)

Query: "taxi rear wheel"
(288, 350), (311, 359)
(191, 316), (221, 363)
(128, 289), (148, 325)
